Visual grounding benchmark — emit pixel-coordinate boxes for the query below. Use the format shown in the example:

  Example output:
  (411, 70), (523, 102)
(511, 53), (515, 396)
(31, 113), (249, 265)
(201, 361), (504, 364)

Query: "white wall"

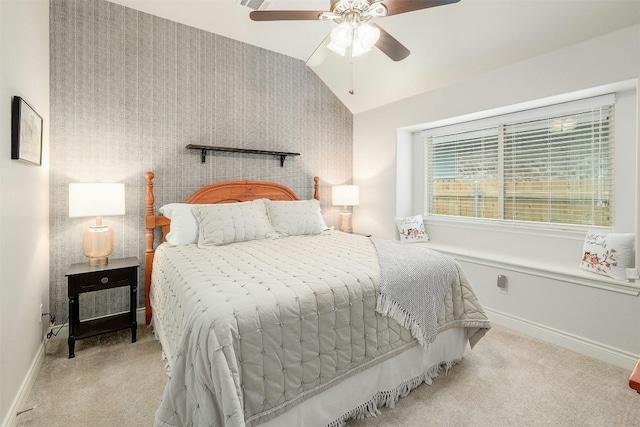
(0, 2), (50, 427)
(353, 25), (640, 369)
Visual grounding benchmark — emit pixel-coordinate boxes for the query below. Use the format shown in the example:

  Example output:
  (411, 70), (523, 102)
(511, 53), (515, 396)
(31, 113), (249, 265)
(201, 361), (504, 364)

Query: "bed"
(144, 172), (491, 427)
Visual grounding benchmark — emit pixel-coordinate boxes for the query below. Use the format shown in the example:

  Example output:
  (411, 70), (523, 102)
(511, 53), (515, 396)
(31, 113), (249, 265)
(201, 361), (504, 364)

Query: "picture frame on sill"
(11, 96), (43, 166)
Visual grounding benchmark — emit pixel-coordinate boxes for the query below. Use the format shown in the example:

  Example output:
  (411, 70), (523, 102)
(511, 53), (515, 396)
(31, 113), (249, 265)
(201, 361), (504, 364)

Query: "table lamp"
(332, 185), (359, 233)
(69, 182), (125, 266)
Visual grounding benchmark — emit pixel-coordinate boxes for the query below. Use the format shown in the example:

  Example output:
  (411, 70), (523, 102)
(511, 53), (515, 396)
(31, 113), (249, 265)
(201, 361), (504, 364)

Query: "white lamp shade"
(330, 23), (353, 48)
(332, 185), (360, 206)
(357, 23), (380, 49)
(327, 42), (371, 58)
(327, 23), (378, 58)
(69, 182), (126, 218)
(350, 43), (372, 58)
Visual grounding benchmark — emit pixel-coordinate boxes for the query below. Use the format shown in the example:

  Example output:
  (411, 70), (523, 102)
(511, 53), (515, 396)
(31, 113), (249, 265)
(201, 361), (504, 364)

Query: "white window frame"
(421, 94), (617, 231)
(398, 85), (637, 295)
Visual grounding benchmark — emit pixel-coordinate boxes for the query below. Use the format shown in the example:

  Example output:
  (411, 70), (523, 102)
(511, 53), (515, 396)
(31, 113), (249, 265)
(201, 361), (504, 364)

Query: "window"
(424, 95), (615, 227)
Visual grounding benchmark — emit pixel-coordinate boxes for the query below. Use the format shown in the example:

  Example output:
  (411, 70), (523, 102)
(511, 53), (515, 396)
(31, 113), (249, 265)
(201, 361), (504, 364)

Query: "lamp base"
(88, 256), (109, 266)
(83, 225), (114, 265)
(339, 212), (353, 233)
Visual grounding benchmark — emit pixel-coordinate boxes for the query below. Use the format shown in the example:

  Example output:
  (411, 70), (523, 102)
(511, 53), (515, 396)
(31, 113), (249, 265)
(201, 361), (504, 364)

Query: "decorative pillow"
(158, 203), (199, 245)
(394, 215), (429, 243)
(192, 199), (278, 247)
(265, 199), (328, 237)
(579, 232), (635, 281)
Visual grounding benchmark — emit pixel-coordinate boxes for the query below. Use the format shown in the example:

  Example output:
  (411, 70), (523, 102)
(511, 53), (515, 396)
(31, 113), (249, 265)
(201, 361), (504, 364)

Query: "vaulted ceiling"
(109, 0), (640, 113)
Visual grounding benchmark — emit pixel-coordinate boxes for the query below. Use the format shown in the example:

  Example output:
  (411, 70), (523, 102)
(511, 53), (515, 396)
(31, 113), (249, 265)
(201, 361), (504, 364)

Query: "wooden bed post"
(144, 172), (156, 325)
(631, 359), (640, 393)
(314, 176), (319, 201)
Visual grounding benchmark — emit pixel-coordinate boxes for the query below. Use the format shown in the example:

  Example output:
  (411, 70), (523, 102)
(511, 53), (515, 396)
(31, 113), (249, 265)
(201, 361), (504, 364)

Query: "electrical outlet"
(497, 274), (507, 294)
(39, 304), (43, 322)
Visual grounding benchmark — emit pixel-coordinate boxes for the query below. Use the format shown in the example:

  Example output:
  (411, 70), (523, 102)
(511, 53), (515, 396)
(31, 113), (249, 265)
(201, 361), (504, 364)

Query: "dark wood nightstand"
(66, 257), (139, 358)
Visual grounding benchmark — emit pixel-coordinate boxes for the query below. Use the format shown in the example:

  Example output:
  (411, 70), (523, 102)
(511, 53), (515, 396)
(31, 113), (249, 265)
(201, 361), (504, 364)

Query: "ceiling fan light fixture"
(327, 41), (347, 56)
(328, 21), (378, 58)
(327, 38), (370, 58)
(251, 0), (458, 63)
(331, 22), (353, 48)
(350, 42), (371, 57)
(357, 23), (380, 49)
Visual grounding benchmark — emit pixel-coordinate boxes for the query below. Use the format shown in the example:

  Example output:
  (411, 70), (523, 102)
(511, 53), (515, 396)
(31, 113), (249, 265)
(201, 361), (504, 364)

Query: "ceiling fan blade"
(372, 24), (410, 61)
(249, 10), (324, 21)
(380, 0), (460, 16)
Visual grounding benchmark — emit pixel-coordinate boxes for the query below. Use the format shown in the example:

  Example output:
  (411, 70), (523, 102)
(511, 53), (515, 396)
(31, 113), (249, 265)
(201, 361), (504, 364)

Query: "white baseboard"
(50, 307), (637, 369)
(2, 341), (45, 427)
(485, 307), (638, 371)
(3, 308), (148, 427)
(11, 304), (634, 427)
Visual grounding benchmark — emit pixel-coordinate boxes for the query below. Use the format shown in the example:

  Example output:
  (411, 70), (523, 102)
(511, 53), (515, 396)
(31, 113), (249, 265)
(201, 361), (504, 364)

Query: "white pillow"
(579, 232), (635, 281)
(265, 199), (328, 237)
(394, 215), (429, 243)
(192, 199), (278, 247)
(158, 203), (199, 245)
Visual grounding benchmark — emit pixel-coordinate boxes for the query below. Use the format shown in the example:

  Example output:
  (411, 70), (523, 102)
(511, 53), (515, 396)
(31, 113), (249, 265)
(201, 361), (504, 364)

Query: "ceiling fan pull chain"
(349, 56), (354, 95)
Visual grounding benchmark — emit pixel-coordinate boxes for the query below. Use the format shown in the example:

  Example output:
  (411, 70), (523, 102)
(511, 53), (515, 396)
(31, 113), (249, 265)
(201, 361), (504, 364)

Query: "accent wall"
(49, 0), (353, 322)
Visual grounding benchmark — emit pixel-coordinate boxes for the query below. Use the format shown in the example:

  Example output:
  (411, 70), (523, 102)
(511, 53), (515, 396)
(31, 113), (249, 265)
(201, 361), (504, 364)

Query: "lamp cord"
(47, 317), (68, 339)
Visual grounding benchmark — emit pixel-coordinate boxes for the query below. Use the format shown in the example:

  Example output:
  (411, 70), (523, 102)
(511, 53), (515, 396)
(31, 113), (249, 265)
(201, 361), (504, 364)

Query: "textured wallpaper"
(49, 0), (353, 321)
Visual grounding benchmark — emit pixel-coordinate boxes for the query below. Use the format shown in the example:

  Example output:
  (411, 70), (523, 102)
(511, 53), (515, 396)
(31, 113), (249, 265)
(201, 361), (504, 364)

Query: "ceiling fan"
(250, 0), (460, 62)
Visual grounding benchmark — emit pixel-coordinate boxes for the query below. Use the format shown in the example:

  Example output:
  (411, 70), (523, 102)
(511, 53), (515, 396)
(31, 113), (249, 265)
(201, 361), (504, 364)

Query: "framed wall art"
(11, 96), (43, 165)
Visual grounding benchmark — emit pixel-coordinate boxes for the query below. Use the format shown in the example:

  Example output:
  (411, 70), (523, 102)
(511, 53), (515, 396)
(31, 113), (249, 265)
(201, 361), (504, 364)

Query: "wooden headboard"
(144, 171), (320, 324)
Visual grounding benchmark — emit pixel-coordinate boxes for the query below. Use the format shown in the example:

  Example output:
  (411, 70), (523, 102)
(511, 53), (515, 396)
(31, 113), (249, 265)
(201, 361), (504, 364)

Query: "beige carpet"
(16, 324), (639, 427)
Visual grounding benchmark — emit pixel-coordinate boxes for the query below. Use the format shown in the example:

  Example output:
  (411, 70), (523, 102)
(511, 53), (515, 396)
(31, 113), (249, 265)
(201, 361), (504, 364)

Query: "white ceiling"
(108, 0), (640, 113)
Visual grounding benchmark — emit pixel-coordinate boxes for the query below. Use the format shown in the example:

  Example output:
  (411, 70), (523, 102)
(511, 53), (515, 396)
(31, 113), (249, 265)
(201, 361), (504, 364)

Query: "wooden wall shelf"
(186, 144), (300, 167)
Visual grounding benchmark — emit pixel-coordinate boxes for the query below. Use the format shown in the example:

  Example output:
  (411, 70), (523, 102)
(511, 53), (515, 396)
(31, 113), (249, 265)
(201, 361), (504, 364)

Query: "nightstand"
(66, 257), (139, 358)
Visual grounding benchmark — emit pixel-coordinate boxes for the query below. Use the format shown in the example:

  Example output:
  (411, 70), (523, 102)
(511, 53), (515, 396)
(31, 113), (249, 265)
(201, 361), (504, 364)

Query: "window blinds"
(427, 127), (500, 219)
(424, 95), (615, 227)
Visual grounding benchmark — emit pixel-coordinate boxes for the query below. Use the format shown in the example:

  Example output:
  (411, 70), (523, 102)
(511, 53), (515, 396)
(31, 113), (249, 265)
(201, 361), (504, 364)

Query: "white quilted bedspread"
(151, 231), (489, 427)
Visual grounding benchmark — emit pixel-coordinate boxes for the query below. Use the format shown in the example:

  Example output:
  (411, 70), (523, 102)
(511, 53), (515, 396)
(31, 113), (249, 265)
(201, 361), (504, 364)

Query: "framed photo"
(11, 96), (43, 165)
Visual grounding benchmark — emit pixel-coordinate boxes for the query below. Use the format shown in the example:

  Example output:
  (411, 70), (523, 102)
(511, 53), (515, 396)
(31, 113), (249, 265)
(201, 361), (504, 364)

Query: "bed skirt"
(259, 327), (468, 427)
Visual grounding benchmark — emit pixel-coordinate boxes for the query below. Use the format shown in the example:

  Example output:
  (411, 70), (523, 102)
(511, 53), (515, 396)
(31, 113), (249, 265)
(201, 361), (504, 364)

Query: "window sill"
(424, 241), (640, 296)
(425, 214), (599, 239)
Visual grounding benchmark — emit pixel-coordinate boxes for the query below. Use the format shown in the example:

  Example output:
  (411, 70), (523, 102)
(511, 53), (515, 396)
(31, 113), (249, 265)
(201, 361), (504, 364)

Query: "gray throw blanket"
(371, 238), (458, 348)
